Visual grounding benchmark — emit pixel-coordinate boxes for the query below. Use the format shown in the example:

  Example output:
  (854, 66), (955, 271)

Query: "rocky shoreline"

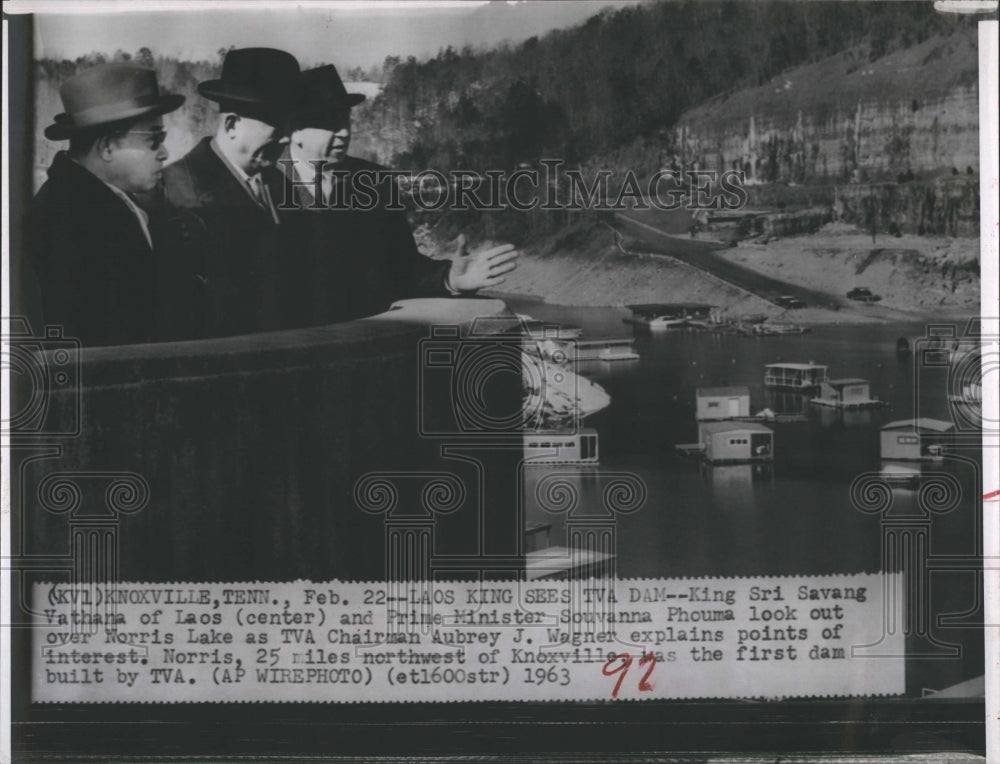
(469, 220), (979, 325)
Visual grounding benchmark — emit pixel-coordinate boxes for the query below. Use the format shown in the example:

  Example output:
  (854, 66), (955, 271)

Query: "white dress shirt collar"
(101, 179), (153, 249)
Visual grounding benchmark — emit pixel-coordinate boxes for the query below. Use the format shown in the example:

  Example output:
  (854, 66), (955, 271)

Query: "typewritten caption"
(33, 575), (903, 702)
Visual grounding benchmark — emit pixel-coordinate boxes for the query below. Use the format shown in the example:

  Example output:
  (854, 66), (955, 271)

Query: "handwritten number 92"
(602, 652), (656, 698)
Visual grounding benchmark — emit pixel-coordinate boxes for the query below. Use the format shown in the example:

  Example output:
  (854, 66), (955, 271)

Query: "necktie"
(247, 175), (265, 207)
(321, 172), (334, 208)
(249, 174), (280, 224)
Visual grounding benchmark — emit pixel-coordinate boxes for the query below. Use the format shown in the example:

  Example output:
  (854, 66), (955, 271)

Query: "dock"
(563, 338), (639, 362)
(624, 303), (717, 331)
(675, 443), (706, 457)
(810, 378), (885, 410)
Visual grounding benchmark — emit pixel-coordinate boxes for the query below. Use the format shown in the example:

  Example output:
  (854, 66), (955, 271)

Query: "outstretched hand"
(448, 235), (519, 293)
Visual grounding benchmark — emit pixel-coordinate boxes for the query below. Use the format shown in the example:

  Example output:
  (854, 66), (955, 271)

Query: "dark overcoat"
(25, 152), (157, 347)
(154, 137), (284, 341)
(266, 153), (451, 329)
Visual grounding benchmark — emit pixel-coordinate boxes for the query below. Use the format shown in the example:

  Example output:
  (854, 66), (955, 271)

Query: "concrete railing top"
(38, 298), (511, 387)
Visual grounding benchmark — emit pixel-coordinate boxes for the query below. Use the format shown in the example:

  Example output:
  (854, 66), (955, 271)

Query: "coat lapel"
(51, 154), (152, 254)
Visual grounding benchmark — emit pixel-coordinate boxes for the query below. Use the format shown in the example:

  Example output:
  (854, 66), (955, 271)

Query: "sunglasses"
(124, 129), (168, 151)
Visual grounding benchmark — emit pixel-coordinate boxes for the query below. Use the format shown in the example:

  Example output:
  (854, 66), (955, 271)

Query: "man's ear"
(97, 134), (117, 161)
(223, 113), (240, 133)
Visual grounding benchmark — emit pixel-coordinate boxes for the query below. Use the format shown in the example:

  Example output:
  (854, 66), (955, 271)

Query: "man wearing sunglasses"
(25, 63), (182, 346)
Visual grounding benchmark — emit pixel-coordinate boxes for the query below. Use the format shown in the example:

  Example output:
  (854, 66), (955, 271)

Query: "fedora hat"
(289, 65), (366, 130)
(45, 64), (184, 141)
(198, 48), (301, 119)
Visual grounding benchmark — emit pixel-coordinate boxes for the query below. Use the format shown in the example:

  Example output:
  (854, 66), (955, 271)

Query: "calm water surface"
(507, 298), (984, 692)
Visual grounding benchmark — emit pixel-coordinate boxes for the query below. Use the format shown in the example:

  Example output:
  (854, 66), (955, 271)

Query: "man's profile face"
(226, 114), (282, 174)
(291, 111), (351, 166)
(105, 116), (169, 193)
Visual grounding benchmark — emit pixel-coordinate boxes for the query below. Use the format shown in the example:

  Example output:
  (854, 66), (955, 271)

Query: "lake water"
(507, 298), (985, 693)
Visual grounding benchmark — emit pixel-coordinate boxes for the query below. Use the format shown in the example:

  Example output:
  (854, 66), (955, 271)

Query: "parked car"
(775, 295), (806, 309)
(847, 287), (881, 302)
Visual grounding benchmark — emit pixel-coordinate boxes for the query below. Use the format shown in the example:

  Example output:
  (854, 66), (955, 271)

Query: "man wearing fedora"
(154, 47), (301, 340)
(270, 64), (518, 328)
(26, 64), (182, 346)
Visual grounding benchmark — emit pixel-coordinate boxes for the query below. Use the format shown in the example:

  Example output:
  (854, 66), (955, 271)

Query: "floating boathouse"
(811, 378), (882, 409)
(879, 418), (955, 461)
(524, 428), (600, 464)
(764, 362), (828, 392)
(696, 386), (752, 421)
(698, 421), (774, 463)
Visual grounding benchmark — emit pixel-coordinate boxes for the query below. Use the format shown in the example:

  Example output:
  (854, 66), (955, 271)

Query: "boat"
(542, 337), (639, 362)
(810, 378), (885, 409)
(508, 315), (584, 348)
(524, 428), (600, 465)
(752, 322), (810, 336)
(513, 314), (583, 340)
(764, 362), (829, 392)
(623, 303), (716, 331)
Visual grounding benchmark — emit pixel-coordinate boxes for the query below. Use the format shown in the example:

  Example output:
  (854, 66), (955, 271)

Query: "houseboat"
(879, 418), (955, 461)
(696, 386), (751, 421)
(698, 421), (774, 464)
(623, 303), (716, 331)
(764, 362), (828, 392)
(524, 428), (600, 465)
(810, 378), (883, 409)
(751, 322), (809, 336)
(565, 338), (639, 362)
(513, 315), (583, 341)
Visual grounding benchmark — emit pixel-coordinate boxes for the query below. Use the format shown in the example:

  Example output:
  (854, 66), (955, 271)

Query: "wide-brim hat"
(288, 65), (366, 131)
(198, 47), (301, 121)
(44, 64), (184, 141)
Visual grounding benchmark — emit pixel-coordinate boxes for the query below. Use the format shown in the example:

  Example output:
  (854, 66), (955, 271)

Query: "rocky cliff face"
(672, 29), (979, 185)
(834, 176), (979, 237)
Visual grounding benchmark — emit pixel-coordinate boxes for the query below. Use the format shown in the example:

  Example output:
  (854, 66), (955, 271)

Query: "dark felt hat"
(198, 48), (301, 121)
(289, 65), (366, 130)
(45, 64), (184, 141)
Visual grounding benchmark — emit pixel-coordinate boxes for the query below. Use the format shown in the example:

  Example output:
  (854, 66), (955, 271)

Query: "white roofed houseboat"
(524, 427), (600, 465)
(764, 362), (828, 392)
(810, 378), (884, 410)
(696, 386), (751, 421)
(698, 421), (774, 464)
(879, 418), (956, 485)
(879, 418), (955, 461)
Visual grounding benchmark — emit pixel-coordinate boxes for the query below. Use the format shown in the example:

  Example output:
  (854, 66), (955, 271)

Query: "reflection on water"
(509, 299), (983, 692)
(509, 300), (981, 567)
(763, 389), (811, 415)
(700, 462), (773, 511)
(817, 406), (876, 429)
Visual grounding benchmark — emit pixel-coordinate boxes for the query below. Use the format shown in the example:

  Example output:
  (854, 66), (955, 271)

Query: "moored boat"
(764, 362), (829, 392)
(624, 303), (716, 331)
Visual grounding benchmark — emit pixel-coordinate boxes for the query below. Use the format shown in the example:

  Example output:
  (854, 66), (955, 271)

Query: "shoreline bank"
(478, 220), (979, 327)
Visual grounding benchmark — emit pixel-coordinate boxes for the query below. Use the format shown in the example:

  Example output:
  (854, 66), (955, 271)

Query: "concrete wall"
(16, 300), (524, 583)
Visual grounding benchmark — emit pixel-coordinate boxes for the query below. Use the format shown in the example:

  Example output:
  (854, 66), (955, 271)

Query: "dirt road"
(615, 211), (845, 310)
